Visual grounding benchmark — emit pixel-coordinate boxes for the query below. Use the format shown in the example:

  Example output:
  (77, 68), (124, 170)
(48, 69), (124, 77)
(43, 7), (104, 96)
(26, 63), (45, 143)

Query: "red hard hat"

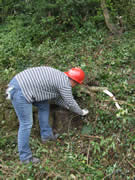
(64, 67), (85, 84)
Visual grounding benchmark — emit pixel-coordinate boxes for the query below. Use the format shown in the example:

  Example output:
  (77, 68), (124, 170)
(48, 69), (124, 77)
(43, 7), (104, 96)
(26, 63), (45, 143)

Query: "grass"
(0, 120), (135, 179)
(0, 22), (135, 179)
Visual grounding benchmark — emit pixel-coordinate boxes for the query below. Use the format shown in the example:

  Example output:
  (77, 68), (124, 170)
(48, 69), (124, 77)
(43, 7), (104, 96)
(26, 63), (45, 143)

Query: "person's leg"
(9, 78), (34, 161)
(33, 101), (53, 140)
(11, 89), (33, 161)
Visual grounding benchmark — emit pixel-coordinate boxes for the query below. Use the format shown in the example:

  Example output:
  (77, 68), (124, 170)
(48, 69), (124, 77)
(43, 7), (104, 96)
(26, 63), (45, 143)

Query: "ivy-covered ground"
(0, 19), (135, 179)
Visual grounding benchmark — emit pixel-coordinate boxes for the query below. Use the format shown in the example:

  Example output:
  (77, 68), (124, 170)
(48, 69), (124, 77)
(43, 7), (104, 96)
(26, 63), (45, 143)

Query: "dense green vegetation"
(0, 0), (135, 179)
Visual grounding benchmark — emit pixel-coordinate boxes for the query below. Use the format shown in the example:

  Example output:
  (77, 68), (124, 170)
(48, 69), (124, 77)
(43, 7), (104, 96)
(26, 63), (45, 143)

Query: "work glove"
(6, 86), (14, 100)
(82, 109), (89, 116)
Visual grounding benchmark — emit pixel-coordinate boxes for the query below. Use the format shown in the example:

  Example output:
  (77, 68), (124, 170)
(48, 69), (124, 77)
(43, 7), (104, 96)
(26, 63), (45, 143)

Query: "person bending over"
(6, 66), (89, 164)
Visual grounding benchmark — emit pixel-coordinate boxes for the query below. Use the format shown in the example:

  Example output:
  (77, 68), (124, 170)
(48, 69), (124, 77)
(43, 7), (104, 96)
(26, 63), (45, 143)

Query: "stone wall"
(0, 85), (82, 135)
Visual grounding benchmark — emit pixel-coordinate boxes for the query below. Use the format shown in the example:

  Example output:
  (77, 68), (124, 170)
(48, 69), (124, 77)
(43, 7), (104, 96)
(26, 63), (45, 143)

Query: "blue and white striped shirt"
(15, 66), (83, 115)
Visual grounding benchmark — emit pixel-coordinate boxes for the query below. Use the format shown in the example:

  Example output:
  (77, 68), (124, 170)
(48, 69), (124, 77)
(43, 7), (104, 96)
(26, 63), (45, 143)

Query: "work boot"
(21, 157), (40, 164)
(42, 134), (59, 144)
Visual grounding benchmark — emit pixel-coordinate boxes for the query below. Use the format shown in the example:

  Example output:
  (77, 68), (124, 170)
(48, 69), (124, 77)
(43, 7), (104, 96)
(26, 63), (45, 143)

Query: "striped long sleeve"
(58, 86), (83, 115)
(15, 66), (83, 115)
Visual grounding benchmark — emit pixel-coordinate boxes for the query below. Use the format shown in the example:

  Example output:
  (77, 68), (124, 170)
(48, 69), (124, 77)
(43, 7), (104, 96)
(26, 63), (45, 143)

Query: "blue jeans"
(9, 78), (53, 161)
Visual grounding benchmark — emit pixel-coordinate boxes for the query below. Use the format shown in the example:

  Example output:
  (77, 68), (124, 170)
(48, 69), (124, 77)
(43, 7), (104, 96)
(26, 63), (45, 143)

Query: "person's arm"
(53, 96), (70, 109)
(58, 86), (83, 115)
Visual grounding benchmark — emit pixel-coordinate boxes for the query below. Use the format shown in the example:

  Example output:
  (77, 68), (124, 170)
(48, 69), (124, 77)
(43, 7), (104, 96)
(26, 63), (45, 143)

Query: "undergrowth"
(0, 15), (135, 179)
(0, 126), (135, 179)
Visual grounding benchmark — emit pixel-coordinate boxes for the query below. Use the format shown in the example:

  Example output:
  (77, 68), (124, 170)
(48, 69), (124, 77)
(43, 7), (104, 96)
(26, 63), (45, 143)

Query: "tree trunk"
(101, 0), (122, 35)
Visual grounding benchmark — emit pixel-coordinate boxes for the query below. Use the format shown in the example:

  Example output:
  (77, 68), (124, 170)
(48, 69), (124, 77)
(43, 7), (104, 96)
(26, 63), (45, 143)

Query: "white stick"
(103, 89), (121, 110)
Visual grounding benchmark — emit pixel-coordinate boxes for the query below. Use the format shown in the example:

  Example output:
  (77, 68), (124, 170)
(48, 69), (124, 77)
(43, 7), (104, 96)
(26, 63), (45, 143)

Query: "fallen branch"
(80, 85), (121, 110)
(81, 85), (107, 93)
(104, 100), (135, 107)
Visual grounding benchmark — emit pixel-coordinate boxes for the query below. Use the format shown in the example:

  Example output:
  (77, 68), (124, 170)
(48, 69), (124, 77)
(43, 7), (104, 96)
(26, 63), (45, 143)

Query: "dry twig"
(81, 134), (102, 139)
(86, 140), (90, 165)
(127, 160), (135, 169)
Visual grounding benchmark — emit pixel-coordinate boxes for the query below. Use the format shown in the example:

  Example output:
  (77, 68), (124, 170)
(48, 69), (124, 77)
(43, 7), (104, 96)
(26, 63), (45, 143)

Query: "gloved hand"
(82, 109), (89, 116)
